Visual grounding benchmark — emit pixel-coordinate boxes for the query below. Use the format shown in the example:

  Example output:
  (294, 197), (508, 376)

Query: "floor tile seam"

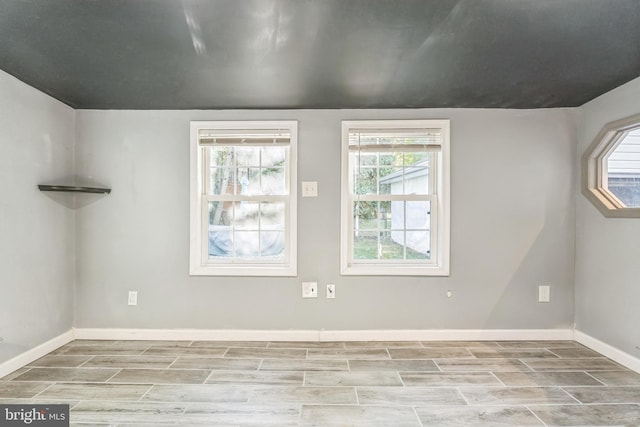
(558, 386), (586, 405)
(528, 402), (640, 407)
(411, 406), (425, 427)
(105, 380), (233, 386)
(14, 376), (122, 384)
(523, 404), (550, 427)
(74, 356), (98, 369)
(397, 371), (406, 387)
(580, 371), (610, 386)
(455, 402), (581, 407)
(518, 358), (536, 372)
(454, 386), (471, 406)
(25, 381), (57, 399)
(95, 367), (218, 372)
(201, 368), (216, 384)
(488, 371), (509, 387)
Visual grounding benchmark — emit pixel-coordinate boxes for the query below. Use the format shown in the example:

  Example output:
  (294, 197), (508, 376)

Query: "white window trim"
(582, 112), (640, 218)
(190, 120), (298, 276)
(340, 119), (450, 276)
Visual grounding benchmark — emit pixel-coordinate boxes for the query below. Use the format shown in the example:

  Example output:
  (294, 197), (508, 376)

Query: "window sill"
(190, 264), (297, 277)
(340, 263), (449, 276)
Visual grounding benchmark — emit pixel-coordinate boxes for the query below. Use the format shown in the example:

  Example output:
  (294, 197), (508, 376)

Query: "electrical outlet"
(128, 291), (138, 306)
(326, 284), (336, 299)
(302, 282), (317, 298)
(538, 285), (550, 303)
(446, 290), (452, 298)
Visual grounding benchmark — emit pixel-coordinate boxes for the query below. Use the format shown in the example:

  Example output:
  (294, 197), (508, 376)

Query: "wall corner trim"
(574, 330), (640, 373)
(0, 330), (74, 379)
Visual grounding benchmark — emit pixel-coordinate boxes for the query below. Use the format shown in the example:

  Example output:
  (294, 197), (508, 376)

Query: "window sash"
(341, 119), (449, 276)
(201, 144), (291, 265)
(190, 120), (297, 276)
(346, 193), (438, 266)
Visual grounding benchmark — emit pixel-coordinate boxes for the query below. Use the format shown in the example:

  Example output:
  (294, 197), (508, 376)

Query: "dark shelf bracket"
(38, 185), (111, 194)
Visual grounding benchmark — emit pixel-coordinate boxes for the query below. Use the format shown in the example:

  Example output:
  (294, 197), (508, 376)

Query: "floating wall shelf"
(38, 184), (111, 194)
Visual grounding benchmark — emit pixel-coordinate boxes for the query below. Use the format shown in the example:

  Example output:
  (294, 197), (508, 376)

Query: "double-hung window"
(190, 121), (297, 276)
(341, 120), (450, 276)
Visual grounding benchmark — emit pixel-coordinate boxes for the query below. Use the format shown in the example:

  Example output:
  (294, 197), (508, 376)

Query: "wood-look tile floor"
(1, 340), (640, 426)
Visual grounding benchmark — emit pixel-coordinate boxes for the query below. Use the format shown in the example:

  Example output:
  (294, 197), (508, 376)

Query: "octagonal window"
(583, 113), (640, 218)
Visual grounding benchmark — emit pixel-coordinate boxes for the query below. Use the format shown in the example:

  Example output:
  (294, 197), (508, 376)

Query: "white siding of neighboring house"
(608, 128), (640, 178)
(386, 167), (430, 256)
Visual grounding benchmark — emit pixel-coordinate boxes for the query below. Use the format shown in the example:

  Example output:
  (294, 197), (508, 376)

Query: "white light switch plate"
(326, 284), (336, 299)
(301, 181), (318, 197)
(538, 285), (550, 303)
(128, 291), (138, 306)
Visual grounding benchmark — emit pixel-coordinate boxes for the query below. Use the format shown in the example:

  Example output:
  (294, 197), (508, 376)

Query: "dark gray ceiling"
(1, 0), (639, 110)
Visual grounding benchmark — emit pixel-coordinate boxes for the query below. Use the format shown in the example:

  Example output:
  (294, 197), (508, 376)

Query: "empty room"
(1, 0), (640, 425)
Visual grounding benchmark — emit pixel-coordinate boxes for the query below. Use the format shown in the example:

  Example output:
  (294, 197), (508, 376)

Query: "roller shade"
(199, 128), (291, 146)
(348, 128), (442, 152)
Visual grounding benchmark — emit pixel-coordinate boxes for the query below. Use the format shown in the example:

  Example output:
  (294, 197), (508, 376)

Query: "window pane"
(260, 231), (285, 257)
(404, 152), (430, 195)
(379, 167), (401, 195)
(354, 201), (378, 229)
(234, 202), (259, 230)
(209, 168), (235, 195)
(236, 147), (260, 167)
(388, 201), (405, 230)
(607, 129), (640, 208)
(208, 201), (233, 258)
(406, 231), (430, 259)
(380, 230), (404, 260)
(234, 231), (260, 257)
(406, 201), (430, 230)
(211, 147), (234, 167)
(261, 167), (285, 195)
(379, 152), (403, 168)
(353, 230), (378, 260)
(357, 152), (377, 166)
(261, 147), (286, 168)
(233, 168), (259, 195)
(354, 167), (378, 195)
(260, 202), (285, 230)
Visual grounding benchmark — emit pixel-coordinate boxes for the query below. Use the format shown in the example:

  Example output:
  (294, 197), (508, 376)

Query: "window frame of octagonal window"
(582, 112), (640, 218)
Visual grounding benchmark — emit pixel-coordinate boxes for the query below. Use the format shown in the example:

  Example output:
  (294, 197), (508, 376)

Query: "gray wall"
(575, 76), (640, 357)
(74, 108), (577, 331)
(0, 70), (75, 363)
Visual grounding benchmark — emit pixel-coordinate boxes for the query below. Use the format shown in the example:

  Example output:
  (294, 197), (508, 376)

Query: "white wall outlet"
(301, 181), (318, 198)
(128, 291), (138, 306)
(302, 282), (317, 298)
(326, 284), (336, 299)
(538, 285), (550, 303)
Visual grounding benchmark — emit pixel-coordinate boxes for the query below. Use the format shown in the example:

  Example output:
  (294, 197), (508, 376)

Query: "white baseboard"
(575, 330), (640, 373)
(0, 330), (74, 379)
(72, 328), (574, 342)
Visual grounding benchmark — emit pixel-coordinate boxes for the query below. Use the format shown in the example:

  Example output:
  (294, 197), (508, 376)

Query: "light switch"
(301, 181), (318, 197)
